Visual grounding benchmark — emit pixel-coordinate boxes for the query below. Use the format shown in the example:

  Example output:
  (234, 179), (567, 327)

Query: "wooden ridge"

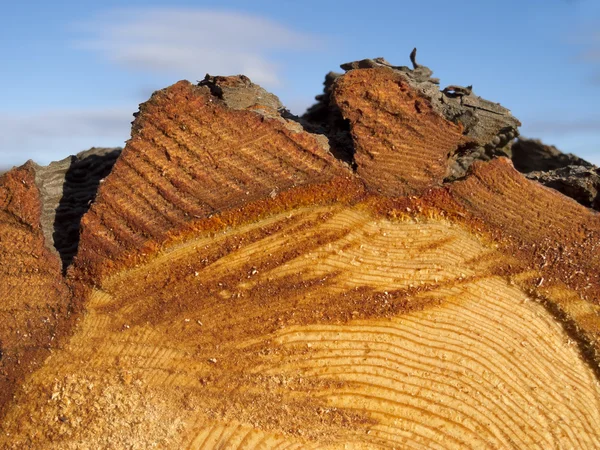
(331, 67), (464, 196)
(0, 164), (71, 417)
(73, 80), (351, 285)
(0, 57), (599, 449)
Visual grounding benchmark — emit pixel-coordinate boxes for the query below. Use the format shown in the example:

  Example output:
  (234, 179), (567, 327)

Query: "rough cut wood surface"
(0, 54), (599, 449)
(331, 68), (465, 195)
(0, 164), (71, 416)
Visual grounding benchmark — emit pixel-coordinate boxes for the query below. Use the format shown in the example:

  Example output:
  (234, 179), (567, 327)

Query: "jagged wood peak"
(0, 54), (599, 449)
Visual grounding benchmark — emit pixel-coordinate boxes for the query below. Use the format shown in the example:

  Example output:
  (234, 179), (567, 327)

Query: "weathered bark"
(509, 138), (600, 211)
(33, 147), (122, 270)
(1, 52), (599, 449)
(527, 165), (600, 211)
(511, 137), (594, 173)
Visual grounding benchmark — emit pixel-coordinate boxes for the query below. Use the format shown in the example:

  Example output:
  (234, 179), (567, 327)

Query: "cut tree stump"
(1, 53), (599, 449)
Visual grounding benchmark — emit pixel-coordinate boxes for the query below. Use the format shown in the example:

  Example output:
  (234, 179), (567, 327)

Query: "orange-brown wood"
(1, 64), (599, 449)
(0, 164), (71, 417)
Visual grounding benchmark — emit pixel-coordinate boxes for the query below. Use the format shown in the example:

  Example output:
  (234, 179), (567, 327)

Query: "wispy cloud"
(581, 49), (600, 62)
(523, 119), (600, 135)
(73, 8), (322, 87)
(578, 31), (600, 62)
(0, 108), (132, 167)
(570, 25), (600, 83)
(1, 9), (322, 168)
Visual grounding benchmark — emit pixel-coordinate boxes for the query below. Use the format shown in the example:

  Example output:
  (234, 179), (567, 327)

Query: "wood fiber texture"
(73, 80), (349, 284)
(0, 164), (71, 417)
(332, 68), (464, 196)
(0, 59), (599, 449)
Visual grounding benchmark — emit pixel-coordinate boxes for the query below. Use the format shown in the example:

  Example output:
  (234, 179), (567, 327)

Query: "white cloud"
(0, 108), (132, 168)
(73, 8), (322, 87)
(1, 9), (323, 169)
(579, 32), (600, 63)
(570, 25), (600, 82)
(523, 119), (600, 134)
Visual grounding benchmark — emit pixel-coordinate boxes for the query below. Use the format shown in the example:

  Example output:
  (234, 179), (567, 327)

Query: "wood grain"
(73, 80), (350, 284)
(332, 68), (465, 196)
(3, 199), (600, 448)
(0, 164), (71, 417)
(0, 62), (599, 449)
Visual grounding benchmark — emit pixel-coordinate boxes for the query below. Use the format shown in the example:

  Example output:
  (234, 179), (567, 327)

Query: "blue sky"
(1, 0), (598, 169)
